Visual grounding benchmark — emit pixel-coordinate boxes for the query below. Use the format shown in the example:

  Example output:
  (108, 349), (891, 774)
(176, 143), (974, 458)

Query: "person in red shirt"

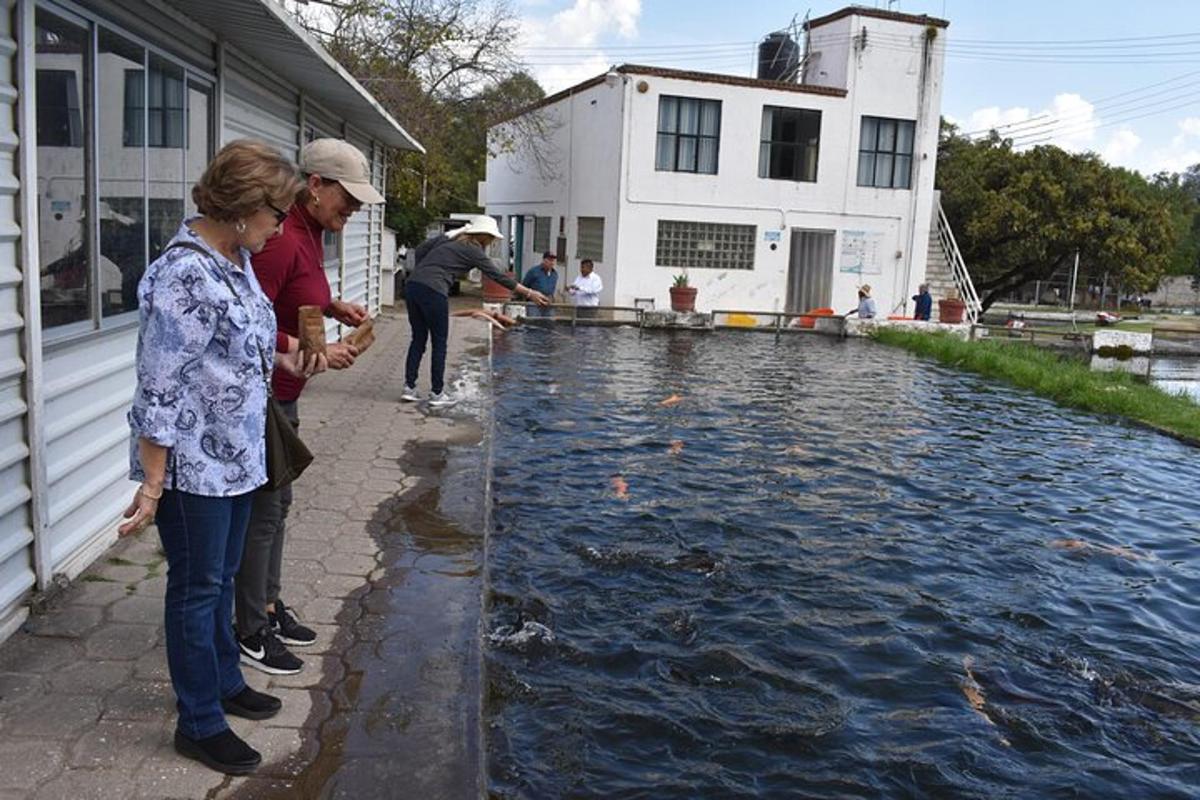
(234, 139), (381, 674)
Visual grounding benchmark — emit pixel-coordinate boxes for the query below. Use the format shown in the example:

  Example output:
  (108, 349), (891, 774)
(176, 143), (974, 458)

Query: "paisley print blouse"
(127, 220), (278, 496)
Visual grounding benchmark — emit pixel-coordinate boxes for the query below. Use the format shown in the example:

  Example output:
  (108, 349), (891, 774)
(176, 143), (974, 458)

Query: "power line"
(1011, 90), (1200, 148)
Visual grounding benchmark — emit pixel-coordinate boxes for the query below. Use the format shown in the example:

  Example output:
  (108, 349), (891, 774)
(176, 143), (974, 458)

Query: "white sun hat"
(445, 215), (504, 241)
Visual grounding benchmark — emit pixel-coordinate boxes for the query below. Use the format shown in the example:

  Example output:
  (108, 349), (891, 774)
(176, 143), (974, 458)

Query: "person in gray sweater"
(403, 215), (549, 406)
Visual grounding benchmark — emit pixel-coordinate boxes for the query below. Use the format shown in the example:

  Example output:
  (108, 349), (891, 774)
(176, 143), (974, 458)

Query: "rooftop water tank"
(758, 32), (799, 82)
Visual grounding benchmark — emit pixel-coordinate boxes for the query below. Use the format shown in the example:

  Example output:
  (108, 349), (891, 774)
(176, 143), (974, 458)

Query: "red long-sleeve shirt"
(252, 204), (331, 402)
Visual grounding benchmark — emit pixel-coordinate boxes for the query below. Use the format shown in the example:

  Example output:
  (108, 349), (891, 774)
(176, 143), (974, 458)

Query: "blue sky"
(515, 0), (1200, 175)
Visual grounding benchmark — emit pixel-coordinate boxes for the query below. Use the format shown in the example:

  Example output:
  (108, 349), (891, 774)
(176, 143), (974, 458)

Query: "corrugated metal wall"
(222, 49), (299, 160)
(367, 141), (385, 316)
(0, 0), (34, 640)
(341, 130), (372, 313)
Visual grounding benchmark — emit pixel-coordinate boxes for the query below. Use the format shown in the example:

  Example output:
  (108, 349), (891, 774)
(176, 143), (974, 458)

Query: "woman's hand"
(328, 300), (368, 327)
(277, 336), (327, 378)
(118, 484), (160, 538)
(325, 341), (359, 370)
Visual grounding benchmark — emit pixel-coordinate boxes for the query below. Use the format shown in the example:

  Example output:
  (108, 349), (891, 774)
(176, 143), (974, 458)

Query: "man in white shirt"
(567, 259), (603, 318)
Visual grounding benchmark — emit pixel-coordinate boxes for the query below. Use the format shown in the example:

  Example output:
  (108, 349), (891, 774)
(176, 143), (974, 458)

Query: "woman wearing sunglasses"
(233, 138), (382, 677)
(121, 139), (326, 775)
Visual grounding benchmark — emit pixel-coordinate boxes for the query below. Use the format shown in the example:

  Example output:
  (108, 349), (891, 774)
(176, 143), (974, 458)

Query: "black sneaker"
(238, 629), (303, 675)
(270, 599), (317, 647)
(174, 729), (261, 775)
(222, 685), (282, 721)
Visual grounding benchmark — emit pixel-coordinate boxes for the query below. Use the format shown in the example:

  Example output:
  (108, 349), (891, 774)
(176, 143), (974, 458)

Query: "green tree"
(937, 122), (1179, 311)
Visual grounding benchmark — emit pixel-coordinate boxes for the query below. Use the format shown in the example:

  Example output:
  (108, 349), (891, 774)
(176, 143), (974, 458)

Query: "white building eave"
(163, 0), (424, 153)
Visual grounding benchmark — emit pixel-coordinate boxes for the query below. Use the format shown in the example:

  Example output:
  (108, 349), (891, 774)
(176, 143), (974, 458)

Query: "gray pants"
(234, 399), (298, 637)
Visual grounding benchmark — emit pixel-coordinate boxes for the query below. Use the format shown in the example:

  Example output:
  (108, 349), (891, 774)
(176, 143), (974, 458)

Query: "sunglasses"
(266, 203), (289, 224)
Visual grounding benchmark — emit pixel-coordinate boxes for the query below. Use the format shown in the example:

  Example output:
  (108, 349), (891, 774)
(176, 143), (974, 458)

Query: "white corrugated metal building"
(0, 0), (421, 643)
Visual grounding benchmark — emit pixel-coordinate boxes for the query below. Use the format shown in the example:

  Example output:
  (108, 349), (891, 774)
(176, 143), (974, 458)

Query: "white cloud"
(518, 0), (643, 93)
(1101, 128), (1141, 165)
(964, 93), (1098, 151)
(1145, 117), (1200, 174)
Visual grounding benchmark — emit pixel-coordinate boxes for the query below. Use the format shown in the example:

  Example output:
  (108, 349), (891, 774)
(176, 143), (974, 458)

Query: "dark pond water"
(485, 327), (1200, 799)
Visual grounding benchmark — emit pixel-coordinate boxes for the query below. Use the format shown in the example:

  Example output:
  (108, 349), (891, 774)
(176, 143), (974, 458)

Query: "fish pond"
(484, 327), (1200, 798)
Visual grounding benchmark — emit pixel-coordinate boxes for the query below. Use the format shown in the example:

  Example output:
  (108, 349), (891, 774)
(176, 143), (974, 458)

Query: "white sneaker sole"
(239, 652), (303, 675)
(275, 633), (317, 647)
(400, 394), (419, 403)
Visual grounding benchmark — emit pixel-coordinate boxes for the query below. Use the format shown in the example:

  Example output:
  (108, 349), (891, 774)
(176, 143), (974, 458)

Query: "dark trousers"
(405, 282), (450, 395)
(235, 400), (298, 638)
(156, 489), (253, 739)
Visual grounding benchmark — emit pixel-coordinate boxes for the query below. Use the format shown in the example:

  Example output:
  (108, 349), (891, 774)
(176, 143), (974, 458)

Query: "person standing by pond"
(567, 258), (603, 318)
(234, 138), (379, 677)
(522, 251), (560, 318)
(848, 284), (877, 319)
(120, 139), (325, 775)
(403, 215), (550, 407)
(912, 283), (932, 321)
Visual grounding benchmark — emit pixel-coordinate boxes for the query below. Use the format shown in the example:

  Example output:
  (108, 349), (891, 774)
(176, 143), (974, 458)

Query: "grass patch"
(80, 574), (116, 583)
(873, 329), (1200, 444)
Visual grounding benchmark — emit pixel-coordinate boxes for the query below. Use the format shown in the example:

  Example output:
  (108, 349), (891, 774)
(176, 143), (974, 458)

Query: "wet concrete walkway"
(0, 309), (494, 799)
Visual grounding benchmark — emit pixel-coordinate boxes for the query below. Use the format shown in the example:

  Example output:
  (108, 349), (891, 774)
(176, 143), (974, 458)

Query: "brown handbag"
(166, 241), (313, 490)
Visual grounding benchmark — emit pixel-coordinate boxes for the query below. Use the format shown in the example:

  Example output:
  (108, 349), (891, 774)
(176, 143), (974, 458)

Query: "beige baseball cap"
(299, 138), (385, 204)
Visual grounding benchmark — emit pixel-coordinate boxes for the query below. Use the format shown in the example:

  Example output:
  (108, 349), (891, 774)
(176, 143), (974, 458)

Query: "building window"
(759, 106), (820, 182)
(655, 220), (755, 271)
(123, 63), (184, 148)
(533, 216), (550, 254)
(36, 70), (82, 148)
(576, 217), (604, 261)
(36, 7), (213, 333)
(857, 116), (915, 189)
(655, 96), (721, 174)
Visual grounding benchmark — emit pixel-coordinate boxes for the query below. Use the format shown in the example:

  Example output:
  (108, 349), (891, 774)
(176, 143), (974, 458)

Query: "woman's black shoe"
(221, 685), (283, 720)
(174, 729), (262, 775)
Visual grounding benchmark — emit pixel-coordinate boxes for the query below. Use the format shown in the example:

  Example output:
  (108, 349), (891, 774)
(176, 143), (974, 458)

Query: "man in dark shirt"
(912, 283), (933, 321)
(521, 252), (559, 318)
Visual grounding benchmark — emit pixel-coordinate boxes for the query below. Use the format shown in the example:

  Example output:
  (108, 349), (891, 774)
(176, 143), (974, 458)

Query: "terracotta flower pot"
(483, 271), (516, 302)
(669, 286), (697, 312)
(938, 297), (966, 324)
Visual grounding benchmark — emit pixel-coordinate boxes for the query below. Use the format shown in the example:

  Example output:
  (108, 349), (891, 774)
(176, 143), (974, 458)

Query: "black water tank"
(758, 32), (799, 82)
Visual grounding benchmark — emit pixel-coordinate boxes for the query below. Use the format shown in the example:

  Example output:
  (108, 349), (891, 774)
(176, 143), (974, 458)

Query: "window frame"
(758, 105), (821, 183)
(532, 216), (551, 254)
(857, 115), (916, 190)
(35, 0), (216, 341)
(655, 95), (721, 175)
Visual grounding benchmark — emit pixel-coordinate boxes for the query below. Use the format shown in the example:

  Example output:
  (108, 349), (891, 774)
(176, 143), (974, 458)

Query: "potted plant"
(669, 272), (697, 313)
(938, 288), (966, 324)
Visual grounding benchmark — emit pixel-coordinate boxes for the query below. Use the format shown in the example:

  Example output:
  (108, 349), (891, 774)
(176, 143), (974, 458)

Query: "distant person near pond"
(567, 258), (603, 318)
(522, 251), (559, 318)
(403, 215), (549, 407)
(848, 284), (877, 319)
(912, 283), (932, 321)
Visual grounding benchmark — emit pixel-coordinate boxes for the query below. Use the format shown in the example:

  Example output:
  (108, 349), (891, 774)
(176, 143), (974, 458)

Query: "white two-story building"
(484, 6), (948, 316)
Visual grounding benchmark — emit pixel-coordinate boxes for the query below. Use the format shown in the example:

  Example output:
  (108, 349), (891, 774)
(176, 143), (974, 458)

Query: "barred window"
(655, 220), (756, 271)
(759, 106), (821, 182)
(533, 216), (551, 253)
(576, 217), (604, 261)
(655, 96), (721, 174)
(857, 116), (915, 189)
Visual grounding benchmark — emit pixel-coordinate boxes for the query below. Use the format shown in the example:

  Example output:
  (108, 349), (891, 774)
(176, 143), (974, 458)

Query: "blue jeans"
(157, 489), (253, 738)
(405, 281), (450, 395)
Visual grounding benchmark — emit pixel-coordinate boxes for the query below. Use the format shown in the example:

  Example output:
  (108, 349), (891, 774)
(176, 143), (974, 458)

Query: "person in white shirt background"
(567, 258), (603, 318)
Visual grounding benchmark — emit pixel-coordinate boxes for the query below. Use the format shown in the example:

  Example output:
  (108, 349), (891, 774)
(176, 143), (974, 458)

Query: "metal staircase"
(925, 193), (982, 324)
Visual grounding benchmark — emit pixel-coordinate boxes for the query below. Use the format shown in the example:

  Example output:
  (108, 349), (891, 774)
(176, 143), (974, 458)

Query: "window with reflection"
(146, 56), (184, 264)
(99, 29), (145, 317)
(36, 9), (90, 329)
(184, 81), (212, 217)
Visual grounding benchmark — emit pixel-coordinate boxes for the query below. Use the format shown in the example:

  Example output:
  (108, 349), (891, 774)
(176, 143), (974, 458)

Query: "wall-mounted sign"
(764, 230), (781, 243)
(839, 229), (883, 276)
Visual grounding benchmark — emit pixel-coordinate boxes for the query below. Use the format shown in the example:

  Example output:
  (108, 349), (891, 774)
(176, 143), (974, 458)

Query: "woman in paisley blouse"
(119, 139), (325, 776)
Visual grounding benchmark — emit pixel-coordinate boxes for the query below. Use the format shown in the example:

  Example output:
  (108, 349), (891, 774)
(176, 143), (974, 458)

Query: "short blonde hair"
(192, 139), (302, 222)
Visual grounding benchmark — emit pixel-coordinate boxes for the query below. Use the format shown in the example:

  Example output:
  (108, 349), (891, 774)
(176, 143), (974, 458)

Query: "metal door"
(786, 229), (835, 313)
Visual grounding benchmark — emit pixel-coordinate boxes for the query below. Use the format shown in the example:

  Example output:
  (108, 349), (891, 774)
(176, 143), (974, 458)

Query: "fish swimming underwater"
(962, 655), (1011, 747)
(611, 475), (629, 500)
(660, 394), (684, 407)
(1050, 539), (1150, 561)
(668, 440), (684, 455)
